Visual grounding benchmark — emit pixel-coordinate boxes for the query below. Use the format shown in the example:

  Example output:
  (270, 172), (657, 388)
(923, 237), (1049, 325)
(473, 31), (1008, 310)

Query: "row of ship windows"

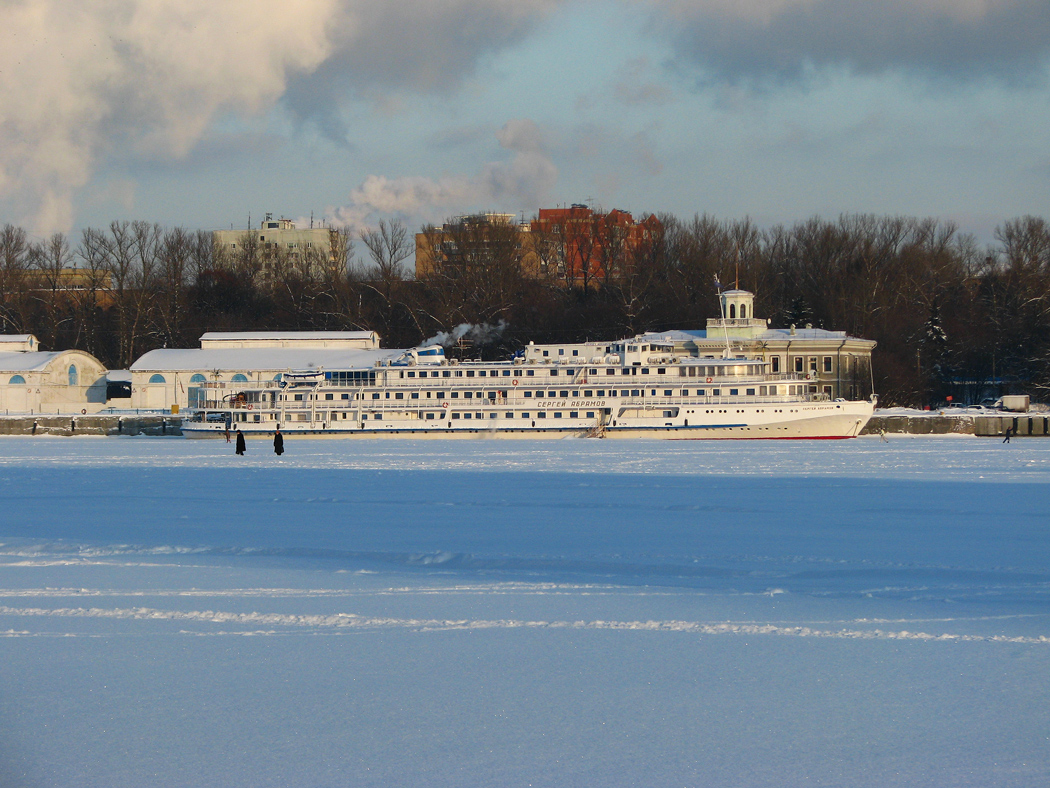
(290, 384), (820, 401)
(253, 383), (831, 407)
(397, 359), (838, 378)
(397, 365), (765, 379)
(294, 408), (800, 421)
(364, 411), (607, 421)
(227, 403), (833, 424)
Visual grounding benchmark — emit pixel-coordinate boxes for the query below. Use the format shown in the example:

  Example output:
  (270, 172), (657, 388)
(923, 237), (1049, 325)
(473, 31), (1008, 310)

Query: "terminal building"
(0, 335), (109, 414)
(129, 331), (387, 412)
(522, 290), (876, 401)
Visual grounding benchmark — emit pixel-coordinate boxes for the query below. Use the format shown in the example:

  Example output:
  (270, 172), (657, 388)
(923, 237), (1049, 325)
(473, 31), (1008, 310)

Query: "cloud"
(283, 1), (559, 139)
(612, 58), (673, 106)
(0, 1), (559, 234)
(646, 0), (1050, 82)
(328, 119), (558, 229)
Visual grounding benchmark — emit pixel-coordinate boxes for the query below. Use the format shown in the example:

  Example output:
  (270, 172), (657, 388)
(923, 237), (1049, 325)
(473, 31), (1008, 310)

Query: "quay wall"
(0, 415), (182, 437)
(863, 413), (1050, 437)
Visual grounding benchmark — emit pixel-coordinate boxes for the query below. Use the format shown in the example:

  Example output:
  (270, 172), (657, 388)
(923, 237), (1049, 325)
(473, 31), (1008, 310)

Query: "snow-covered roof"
(0, 334), (39, 351)
(0, 351), (62, 372)
(107, 370), (133, 382)
(758, 328), (851, 341)
(198, 331), (380, 351)
(130, 347), (402, 373)
(200, 331), (376, 342)
(634, 330), (706, 343)
(636, 326), (874, 344)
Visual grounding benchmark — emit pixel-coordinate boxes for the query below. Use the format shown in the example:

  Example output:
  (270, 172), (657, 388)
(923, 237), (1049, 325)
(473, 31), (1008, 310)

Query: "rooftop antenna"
(734, 243), (740, 290)
(715, 275), (733, 359)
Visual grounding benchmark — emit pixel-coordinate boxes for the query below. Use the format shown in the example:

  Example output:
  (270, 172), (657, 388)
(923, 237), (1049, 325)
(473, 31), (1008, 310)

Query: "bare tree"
(30, 233), (74, 348)
(360, 219), (411, 284)
(421, 216), (526, 327)
(73, 228), (116, 356)
(156, 227), (192, 347)
(0, 224), (32, 333)
(100, 221), (158, 367)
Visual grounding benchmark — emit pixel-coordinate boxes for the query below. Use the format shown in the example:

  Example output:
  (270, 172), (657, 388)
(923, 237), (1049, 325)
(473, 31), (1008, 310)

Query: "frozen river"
(1, 435), (1047, 787)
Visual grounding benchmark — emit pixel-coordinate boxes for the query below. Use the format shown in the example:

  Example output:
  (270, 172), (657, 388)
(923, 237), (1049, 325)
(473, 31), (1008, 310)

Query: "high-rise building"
(213, 214), (345, 281)
(414, 206), (661, 286)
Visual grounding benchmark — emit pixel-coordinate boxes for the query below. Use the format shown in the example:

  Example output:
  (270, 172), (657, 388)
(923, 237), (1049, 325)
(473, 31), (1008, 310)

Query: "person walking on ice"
(235, 429), (246, 455)
(1003, 426), (1012, 443)
(274, 425), (284, 456)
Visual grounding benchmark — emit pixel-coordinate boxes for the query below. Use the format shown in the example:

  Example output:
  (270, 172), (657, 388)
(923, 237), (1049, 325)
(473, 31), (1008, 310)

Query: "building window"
(148, 373), (165, 384)
(771, 356), (780, 373)
(794, 357), (804, 373)
(809, 357), (818, 372)
(68, 365), (79, 386)
(9, 375), (25, 385)
(190, 374), (206, 384)
(232, 374), (248, 383)
(823, 356), (833, 373)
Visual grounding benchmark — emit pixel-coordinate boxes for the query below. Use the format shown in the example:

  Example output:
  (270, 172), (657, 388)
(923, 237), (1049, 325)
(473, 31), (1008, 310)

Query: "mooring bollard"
(117, 417), (123, 434)
(71, 418), (76, 434)
(32, 419), (37, 435)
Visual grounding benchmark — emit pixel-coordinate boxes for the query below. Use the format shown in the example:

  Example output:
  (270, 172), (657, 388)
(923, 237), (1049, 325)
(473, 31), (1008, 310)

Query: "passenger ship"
(182, 337), (875, 440)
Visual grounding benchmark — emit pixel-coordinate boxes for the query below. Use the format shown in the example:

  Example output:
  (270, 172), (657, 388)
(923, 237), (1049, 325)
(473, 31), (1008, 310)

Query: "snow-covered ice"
(0, 435), (1047, 787)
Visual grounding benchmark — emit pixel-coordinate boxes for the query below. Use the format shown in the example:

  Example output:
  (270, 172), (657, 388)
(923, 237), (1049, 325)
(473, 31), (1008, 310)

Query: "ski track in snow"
(2, 603), (1047, 644)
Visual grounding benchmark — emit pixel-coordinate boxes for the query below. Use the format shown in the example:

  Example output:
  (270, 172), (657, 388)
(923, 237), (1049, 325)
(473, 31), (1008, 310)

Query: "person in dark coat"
(235, 429), (246, 455)
(274, 426), (284, 456)
(1003, 426), (1012, 443)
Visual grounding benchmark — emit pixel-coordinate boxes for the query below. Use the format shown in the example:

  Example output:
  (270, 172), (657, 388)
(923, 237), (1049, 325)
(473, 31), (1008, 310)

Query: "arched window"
(68, 365), (78, 386)
(190, 374), (206, 384)
(728, 304), (736, 319)
(272, 374), (283, 382)
(740, 305), (747, 319)
(9, 375), (25, 385)
(149, 374), (166, 384)
(232, 373), (248, 383)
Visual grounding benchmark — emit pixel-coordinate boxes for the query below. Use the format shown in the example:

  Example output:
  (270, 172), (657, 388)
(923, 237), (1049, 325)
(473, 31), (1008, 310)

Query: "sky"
(1, 0), (1048, 247)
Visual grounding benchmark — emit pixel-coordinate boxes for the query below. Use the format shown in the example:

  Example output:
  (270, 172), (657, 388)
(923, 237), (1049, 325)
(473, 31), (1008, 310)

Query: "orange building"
(528, 205), (662, 286)
(415, 206), (662, 287)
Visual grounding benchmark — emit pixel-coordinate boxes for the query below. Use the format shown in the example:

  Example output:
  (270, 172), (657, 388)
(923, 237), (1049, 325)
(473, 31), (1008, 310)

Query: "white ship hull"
(183, 399), (873, 440)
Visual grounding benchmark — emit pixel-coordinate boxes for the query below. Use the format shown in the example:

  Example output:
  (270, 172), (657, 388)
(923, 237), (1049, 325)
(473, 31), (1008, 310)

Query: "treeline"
(1, 214), (1048, 407)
